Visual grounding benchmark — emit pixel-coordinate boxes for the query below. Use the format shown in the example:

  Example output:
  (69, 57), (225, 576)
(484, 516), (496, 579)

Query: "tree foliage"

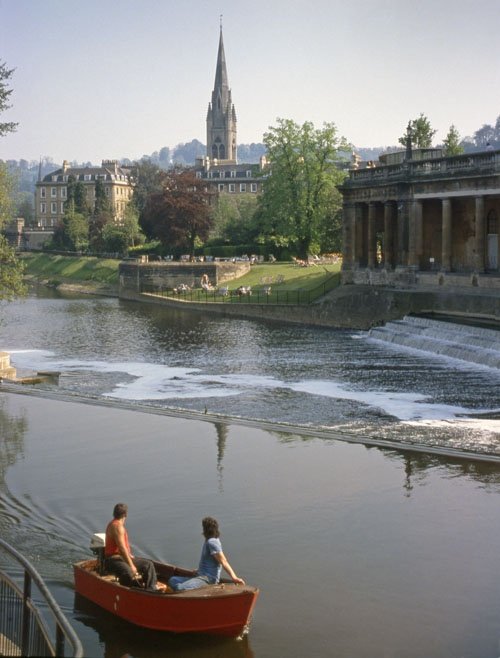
(66, 175), (89, 215)
(0, 64), (25, 301)
(258, 118), (349, 258)
(0, 236), (26, 300)
(209, 194), (260, 246)
(131, 160), (165, 219)
(398, 114), (437, 149)
(443, 124), (464, 156)
(0, 61), (18, 137)
(53, 209), (89, 252)
(101, 204), (144, 253)
(141, 168), (214, 256)
(89, 178), (114, 250)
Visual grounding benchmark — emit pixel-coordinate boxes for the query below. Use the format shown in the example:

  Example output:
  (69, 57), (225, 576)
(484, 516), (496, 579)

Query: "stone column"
(415, 200), (423, 264)
(441, 198), (452, 272)
(383, 202), (394, 269)
(397, 201), (408, 266)
(475, 196), (485, 272)
(408, 201), (417, 267)
(368, 202), (376, 268)
(342, 202), (356, 270)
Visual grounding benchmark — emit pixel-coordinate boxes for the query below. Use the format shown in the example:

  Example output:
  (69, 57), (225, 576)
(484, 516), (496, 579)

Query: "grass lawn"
(165, 261), (342, 304)
(22, 254), (120, 285)
(21, 254), (342, 303)
(223, 261), (341, 291)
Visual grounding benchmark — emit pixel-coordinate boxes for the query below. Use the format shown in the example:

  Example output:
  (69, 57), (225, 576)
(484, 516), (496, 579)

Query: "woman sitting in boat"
(104, 502), (165, 592)
(168, 517), (245, 592)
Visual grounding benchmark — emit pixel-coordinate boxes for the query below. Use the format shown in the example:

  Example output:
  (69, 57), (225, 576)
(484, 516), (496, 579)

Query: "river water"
(2, 290), (500, 657)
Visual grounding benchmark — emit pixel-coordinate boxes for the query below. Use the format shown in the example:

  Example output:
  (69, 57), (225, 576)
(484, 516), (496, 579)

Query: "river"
(1, 289), (500, 657)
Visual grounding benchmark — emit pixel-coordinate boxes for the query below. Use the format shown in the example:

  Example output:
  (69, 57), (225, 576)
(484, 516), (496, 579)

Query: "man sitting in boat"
(104, 503), (164, 592)
(168, 517), (245, 591)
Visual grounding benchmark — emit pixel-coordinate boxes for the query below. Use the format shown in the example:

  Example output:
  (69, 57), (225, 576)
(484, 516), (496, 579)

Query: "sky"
(1, 0), (499, 165)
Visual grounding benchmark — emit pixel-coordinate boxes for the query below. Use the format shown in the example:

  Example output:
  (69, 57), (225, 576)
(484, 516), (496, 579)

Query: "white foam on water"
(288, 379), (482, 421)
(7, 350), (498, 423)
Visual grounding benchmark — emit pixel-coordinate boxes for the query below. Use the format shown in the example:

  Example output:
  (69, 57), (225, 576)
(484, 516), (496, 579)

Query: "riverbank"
(21, 253), (120, 296)
(19, 253), (500, 329)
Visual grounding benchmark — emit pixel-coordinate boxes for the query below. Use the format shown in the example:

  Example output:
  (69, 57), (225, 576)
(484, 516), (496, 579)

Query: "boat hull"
(73, 560), (259, 638)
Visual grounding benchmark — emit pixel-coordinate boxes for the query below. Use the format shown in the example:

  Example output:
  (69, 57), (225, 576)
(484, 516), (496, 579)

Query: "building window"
(196, 171), (202, 179)
(60, 202), (65, 213)
(208, 172), (213, 179)
(52, 175), (58, 182)
(84, 174), (92, 181)
(251, 183), (257, 192)
(40, 202), (46, 214)
(218, 184), (224, 192)
(240, 183), (247, 192)
(63, 175), (68, 182)
(228, 183), (235, 193)
(51, 187), (57, 197)
(105, 188), (110, 195)
(61, 187), (67, 198)
(230, 170), (236, 178)
(40, 187), (46, 198)
(246, 170), (252, 178)
(51, 202), (57, 214)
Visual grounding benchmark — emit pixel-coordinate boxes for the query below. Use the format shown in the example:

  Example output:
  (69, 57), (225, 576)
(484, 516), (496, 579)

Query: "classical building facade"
(341, 148), (500, 289)
(34, 160), (134, 228)
(194, 26), (265, 196)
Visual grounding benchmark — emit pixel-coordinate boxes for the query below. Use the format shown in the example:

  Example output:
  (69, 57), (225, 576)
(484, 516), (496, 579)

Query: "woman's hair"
(113, 503), (128, 519)
(202, 516), (220, 539)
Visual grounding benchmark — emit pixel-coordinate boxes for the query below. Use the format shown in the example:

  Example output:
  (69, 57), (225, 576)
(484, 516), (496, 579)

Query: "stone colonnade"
(342, 193), (497, 274)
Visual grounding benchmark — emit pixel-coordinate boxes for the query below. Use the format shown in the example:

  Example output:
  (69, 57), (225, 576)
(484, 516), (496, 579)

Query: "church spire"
(213, 21), (229, 94)
(206, 21), (237, 163)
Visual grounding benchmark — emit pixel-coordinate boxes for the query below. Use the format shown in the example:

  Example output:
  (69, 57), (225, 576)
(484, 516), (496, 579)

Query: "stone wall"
(118, 261), (250, 293)
(118, 283), (500, 330)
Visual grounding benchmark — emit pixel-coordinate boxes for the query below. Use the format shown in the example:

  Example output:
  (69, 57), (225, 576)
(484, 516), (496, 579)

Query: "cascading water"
(368, 316), (500, 370)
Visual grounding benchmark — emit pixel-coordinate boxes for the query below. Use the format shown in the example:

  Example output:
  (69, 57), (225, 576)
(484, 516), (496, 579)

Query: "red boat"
(73, 535), (259, 638)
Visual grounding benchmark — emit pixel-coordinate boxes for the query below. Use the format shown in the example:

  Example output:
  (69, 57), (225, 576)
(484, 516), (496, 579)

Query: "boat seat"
(101, 574), (119, 582)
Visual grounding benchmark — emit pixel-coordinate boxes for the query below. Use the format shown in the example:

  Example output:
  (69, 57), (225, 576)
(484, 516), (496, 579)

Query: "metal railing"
(139, 273), (340, 306)
(0, 539), (83, 657)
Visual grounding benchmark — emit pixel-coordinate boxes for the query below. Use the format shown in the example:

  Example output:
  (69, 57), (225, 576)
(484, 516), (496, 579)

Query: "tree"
(442, 124), (464, 156)
(52, 209), (89, 252)
(101, 204), (144, 253)
(398, 114), (437, 149)
(141, 168), (214, 256)
(0, 64), (25, 301)
(120, 203), (144, 248)
(66, 175), (89, 215)
(171, 139), (205, 166)
(473, 123), (496, 149)
(0, 236), (25, 300)
(258, 118), (349, 258)
(0, 61), (18, 137)
(210, 194), (259, 245)
(89, 178), (114, 251)
(131, 160), (164, 228)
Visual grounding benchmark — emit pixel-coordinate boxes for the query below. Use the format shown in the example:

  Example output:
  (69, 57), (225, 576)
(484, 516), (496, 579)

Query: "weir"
(368, 316), (500, 370)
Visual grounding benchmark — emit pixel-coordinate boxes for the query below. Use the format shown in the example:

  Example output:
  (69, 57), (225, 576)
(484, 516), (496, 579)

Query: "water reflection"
(376, 447), (500, 495)
(73, 594), (255, 658)
(214, 422), (228, 492)
(271, 429), (500, 496)
(0, 397), (27, 484)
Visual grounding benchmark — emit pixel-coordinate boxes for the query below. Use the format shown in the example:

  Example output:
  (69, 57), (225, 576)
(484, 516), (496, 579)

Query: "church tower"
(206, 24), (237, 164)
